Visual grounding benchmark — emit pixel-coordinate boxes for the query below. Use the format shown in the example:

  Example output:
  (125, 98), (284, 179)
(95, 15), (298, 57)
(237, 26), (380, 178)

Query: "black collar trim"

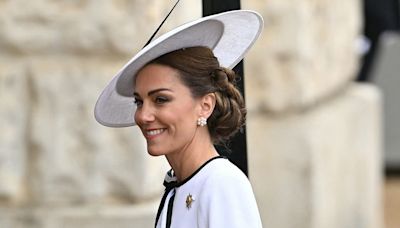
(177, 155), (225, 187)
(164, 155), (225, 189)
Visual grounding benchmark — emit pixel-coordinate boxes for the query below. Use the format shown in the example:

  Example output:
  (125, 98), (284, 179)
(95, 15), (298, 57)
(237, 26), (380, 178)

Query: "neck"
(165, 130), (219, 182)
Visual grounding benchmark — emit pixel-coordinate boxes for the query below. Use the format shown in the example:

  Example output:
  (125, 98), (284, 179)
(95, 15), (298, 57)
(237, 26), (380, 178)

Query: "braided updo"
(149, 46), (246, 145)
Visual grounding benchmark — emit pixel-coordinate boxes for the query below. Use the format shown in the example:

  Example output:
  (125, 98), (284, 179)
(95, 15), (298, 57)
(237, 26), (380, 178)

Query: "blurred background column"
(243, 0), (384, 227)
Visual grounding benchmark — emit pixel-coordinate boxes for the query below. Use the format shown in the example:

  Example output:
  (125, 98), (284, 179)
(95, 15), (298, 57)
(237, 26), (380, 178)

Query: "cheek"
(159, 103), (194, 128)
(172, 107), (197, 130)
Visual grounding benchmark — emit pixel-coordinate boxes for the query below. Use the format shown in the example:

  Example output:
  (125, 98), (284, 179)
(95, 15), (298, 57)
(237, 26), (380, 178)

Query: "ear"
(199, 93), (216, 118)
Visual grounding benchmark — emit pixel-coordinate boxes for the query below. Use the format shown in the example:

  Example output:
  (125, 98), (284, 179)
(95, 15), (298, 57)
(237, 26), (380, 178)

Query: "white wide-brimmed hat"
(94, 10), (263, 127)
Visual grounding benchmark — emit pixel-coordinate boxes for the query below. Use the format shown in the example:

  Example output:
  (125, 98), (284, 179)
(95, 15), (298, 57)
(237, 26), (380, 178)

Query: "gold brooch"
(186, 193), (195, 209)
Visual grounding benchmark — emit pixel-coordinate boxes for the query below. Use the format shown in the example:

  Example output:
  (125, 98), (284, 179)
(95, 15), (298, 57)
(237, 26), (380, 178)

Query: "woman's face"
(134, 63), (200, 156)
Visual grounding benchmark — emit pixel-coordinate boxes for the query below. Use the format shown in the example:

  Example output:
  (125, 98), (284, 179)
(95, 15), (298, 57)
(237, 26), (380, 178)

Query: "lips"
(144, 128), (166, 139)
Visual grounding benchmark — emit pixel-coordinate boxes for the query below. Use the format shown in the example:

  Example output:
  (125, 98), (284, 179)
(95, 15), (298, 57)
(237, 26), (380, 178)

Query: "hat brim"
(95, 10), (263, 127)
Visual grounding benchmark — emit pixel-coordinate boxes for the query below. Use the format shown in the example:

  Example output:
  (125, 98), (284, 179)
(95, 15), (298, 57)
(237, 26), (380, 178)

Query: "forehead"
(134, 63), (186, 93)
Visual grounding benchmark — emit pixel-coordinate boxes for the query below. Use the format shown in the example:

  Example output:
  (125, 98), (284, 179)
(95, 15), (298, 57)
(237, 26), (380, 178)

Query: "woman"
(95, 10), (263, 228)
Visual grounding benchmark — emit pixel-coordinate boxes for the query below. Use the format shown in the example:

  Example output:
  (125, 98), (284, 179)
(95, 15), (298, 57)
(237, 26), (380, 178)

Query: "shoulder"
(202, 157), (250, 189)
(196, 158), (263, 227)
(199, 159), (257, 206)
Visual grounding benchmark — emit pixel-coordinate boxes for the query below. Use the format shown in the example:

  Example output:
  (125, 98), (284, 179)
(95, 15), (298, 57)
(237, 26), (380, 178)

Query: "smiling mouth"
(145, 128), (166, 137)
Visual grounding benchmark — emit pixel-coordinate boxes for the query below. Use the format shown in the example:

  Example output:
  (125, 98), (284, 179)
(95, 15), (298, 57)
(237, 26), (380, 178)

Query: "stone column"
(248, 84), (383, 228)
(244, 0), (384, 227)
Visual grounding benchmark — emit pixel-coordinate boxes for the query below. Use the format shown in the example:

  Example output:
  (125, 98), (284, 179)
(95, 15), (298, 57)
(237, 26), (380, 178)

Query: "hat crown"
(116, 19), (225, 97)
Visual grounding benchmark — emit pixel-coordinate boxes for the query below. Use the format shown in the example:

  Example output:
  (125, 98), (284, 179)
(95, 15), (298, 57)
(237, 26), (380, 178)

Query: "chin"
(147, 151), (164, 157)
(146, 146), (167, 157)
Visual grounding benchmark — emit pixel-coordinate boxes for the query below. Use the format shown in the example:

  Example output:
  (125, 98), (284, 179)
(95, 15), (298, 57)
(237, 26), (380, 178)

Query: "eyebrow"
(133, 88), (173, 97)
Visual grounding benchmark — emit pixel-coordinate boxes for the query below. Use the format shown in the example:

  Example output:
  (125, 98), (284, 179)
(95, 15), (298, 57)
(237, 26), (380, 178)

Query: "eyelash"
(134, 99), (143, 107)
(155, 96), (169, 104)
(133, 96), (170, 107)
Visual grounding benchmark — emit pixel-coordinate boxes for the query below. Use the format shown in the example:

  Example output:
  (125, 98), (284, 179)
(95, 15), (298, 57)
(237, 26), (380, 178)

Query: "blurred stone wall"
(244, 0), (383, 228)
(0, 1), (201, 227)
(0, 0), (383, 228)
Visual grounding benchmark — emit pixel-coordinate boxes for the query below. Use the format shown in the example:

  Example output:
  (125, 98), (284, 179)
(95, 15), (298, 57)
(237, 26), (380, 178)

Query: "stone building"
(0, 0), (383, 227)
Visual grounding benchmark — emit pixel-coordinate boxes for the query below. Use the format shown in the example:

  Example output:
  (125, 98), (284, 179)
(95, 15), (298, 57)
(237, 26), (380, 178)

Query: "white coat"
(155, 156), (263, 228)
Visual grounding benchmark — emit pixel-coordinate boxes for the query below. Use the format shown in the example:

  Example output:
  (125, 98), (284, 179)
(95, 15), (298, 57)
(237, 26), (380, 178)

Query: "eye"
(155, 96), (169, 104)
(133, 98), (143, 107)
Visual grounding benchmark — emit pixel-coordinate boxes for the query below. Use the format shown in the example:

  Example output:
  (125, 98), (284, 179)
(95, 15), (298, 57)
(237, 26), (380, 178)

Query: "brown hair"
(149, 46), (246, 145)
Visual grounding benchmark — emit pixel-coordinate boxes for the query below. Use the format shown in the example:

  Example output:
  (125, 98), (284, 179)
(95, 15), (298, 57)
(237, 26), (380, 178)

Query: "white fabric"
(156, 157), (263, 228)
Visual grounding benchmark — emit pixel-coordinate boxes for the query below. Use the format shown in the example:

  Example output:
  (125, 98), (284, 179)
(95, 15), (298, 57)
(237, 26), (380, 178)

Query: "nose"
(134, 103), (155, 125)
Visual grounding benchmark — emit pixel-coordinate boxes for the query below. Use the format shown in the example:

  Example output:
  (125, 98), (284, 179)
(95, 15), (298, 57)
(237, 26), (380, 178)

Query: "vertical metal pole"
(202, 0), (248, 176)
